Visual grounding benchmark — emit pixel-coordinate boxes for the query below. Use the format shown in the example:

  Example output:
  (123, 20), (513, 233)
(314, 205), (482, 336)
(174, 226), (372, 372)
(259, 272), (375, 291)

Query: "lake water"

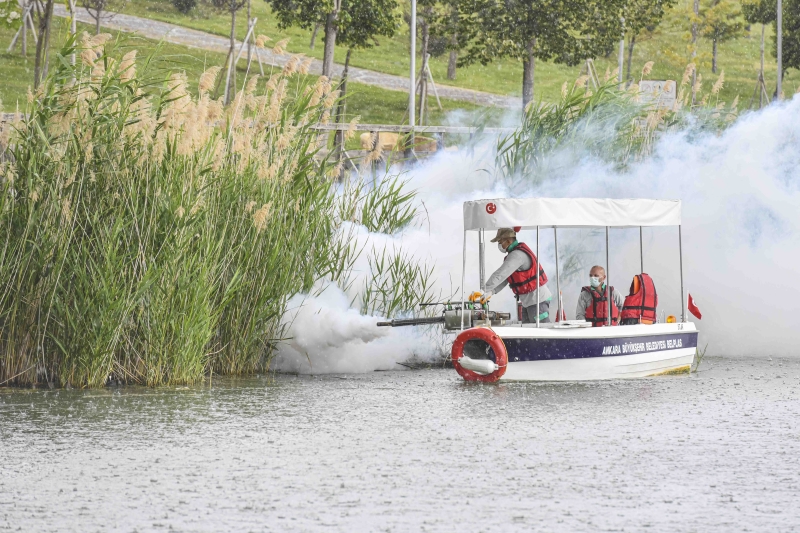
(1, 356), (799, 532)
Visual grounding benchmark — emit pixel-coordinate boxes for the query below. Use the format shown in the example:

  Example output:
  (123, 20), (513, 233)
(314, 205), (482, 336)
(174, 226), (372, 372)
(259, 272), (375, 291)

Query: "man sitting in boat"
(576, 266), (624, 326)
(482, 228), (552, 323)
(619, 273), (658, 325)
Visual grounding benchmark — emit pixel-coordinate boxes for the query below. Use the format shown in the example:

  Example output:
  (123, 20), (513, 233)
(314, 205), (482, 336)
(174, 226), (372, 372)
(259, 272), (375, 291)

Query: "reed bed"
(496, 65), (738, 187)
(0, 35), (427, 388)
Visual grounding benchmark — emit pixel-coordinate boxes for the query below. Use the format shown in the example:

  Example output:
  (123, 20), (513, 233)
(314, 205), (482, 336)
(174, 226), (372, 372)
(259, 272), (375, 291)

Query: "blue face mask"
(589, 276), (601, 288)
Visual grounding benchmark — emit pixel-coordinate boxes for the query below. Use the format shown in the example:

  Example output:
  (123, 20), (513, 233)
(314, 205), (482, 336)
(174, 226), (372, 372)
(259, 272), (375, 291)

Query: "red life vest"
(506, 242), (548, 296)
(582, 285), (619, 326)
(620, 273), (658, 324)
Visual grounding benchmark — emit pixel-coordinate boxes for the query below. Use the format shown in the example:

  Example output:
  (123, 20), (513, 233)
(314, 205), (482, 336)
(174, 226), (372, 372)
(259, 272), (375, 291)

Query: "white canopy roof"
(463, 197), (681, 230)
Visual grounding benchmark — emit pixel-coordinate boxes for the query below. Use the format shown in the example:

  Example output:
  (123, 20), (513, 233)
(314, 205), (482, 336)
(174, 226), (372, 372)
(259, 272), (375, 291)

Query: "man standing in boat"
(576, 266), (624, 326)
(482, 228), (552, 323)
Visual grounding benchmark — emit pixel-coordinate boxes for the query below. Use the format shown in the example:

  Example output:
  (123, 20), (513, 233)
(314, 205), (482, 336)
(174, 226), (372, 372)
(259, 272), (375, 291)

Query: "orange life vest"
(506, 242), (548, 295)
(582, 285), (619, 326)
(620, 273), (658, 324)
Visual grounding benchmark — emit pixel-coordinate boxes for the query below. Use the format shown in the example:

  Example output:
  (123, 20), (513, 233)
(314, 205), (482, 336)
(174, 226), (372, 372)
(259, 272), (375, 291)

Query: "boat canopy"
(463, 197), (681, 230)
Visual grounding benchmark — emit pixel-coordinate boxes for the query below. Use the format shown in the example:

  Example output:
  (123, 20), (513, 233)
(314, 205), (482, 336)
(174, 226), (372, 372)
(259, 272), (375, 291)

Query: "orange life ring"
(451, 327), (508, 383)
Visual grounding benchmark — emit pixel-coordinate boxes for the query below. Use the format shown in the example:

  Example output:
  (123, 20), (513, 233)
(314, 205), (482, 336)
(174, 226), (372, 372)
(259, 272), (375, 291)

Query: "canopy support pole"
(536, 226), (540, 328)
(606, 226), (611, 326)
(554, 228), (561, 321)
(478, 230), (485, 292)
(461, 230), (466, 330)
(679, 225), (686, 322)
(639, 226), (644, 273)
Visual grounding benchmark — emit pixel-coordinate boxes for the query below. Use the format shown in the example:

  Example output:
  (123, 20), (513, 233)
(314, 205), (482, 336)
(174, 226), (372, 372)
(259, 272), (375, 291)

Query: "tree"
(773, 0), (800, 76)
(172, 0), (197, 14)
(34, 0), (55, 88)
(0, 2), (23, 31)
(269, 0), (398, 78)
(82, 0), (128, 35)
(702, 0), (745, 72)
(212, 0), (247, 104)
(425, 0), (463, 80)
(458, 0), (625, 108)
(743, 0), (775, 103)
(620, 0), (675, 83)
(325, 1), (398, 160)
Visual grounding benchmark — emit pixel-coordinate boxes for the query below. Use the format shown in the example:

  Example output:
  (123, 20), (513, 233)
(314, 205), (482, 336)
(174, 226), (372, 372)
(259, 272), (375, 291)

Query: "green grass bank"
(103, 0), (800, 103)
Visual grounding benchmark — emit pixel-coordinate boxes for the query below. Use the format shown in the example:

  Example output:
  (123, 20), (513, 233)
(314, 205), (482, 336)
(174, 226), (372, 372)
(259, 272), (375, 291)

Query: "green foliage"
(773, 0), (800, 72)
(268, 0), (400, 50)
(455, 0), (629, 104)
(495, 79), (738, 187)
(172, 0), (197, 14)
(495, 83), (644, 188)
(360, 247), (436, 317)
(742, 0), (776, 23)
(360, 176), (418, 234)
(702, 0), (746, 46)
(0, 0), (22, 29)
(623, 0), (676, 36)
(425, 0), (462, 58)
(0, 37), (361, 387)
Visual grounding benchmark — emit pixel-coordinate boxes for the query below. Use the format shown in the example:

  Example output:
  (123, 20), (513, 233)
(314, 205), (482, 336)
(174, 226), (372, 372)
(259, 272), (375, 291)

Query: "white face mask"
(498, 242), (507, 253)
(589, 276), (602, 288)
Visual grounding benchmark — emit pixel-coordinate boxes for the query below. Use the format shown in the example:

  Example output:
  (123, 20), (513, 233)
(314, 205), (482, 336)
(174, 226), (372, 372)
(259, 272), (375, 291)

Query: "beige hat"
(490, 228), (516, 243)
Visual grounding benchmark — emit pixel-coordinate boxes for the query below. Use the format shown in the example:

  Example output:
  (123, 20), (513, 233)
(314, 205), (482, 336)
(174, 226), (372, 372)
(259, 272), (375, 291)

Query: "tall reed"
(0, 35), (376, 387)
(496, 69), (738, 188)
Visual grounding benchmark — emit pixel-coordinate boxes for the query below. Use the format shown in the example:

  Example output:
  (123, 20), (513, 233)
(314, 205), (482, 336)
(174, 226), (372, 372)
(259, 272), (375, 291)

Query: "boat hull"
(473, 323), (697, 381)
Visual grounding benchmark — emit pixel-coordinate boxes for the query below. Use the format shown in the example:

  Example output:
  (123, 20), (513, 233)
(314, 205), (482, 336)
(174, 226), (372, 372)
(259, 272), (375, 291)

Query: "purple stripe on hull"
(503, 332), (698, 362)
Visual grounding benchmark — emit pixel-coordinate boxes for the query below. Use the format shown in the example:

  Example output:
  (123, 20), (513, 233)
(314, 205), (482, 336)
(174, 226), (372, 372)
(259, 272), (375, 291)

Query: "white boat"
(455, 322), (697, 382)
(453, 197), (697, 382)
(381, 197), (699, 382)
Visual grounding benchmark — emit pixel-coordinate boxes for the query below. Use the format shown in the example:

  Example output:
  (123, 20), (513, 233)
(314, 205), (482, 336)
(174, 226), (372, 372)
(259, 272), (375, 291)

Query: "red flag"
(688, 293), (702, 319)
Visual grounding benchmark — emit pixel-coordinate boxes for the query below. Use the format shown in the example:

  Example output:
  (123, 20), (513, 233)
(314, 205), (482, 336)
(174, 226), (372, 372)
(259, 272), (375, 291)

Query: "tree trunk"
(691, 0), (699, 105)
(246, 0), (251, 66)
(41, 0), (54, 80)
(760, 24), (765, 77)
(95, 10), (101, 34)
(310, 23), (320, 50)
(322, 10), (338, 77)
(69, 0), (77, 66)
(417, 19), (429, 125)
(224, 4), (237, 104)
(626, 34), (636, 83)
(712, 38), (718, 73)
(34, 0), (54, 89)
(447, 49), (457, 80)
(334, 48), (352, 172)
(521, 39), (535, 109)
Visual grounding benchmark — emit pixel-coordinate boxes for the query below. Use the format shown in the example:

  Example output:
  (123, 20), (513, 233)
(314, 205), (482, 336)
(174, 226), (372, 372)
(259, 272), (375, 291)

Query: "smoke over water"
(274, 97), (800, 373)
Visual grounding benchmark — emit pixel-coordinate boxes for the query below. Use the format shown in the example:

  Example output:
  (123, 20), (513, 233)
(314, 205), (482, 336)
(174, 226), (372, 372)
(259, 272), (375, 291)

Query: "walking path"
(53, 5), (519, 109)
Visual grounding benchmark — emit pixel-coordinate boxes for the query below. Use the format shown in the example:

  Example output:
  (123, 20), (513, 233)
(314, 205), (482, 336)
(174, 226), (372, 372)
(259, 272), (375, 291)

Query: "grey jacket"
(485, 246), (552, 307)
(575, 285), (624, 321)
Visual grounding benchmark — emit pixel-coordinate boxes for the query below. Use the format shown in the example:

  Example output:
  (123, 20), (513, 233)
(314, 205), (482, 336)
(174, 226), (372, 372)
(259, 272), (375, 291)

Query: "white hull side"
(499, 348), (695, 381)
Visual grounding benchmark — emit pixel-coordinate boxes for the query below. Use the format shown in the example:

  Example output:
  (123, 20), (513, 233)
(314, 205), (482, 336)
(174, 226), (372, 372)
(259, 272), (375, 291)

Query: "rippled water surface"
(2, 356), (799, 532)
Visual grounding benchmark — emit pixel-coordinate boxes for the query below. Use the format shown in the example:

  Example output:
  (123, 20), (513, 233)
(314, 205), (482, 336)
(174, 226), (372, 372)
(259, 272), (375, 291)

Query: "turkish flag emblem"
(486, 203), (497, 214)
(688, 293), (702, 320)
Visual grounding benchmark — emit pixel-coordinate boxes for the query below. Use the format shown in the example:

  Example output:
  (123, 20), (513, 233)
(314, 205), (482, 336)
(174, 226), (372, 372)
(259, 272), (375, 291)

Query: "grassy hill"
(3, 0), (798, 123)
(0, 19), (484, 126)
(117, 0), (799, 104)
